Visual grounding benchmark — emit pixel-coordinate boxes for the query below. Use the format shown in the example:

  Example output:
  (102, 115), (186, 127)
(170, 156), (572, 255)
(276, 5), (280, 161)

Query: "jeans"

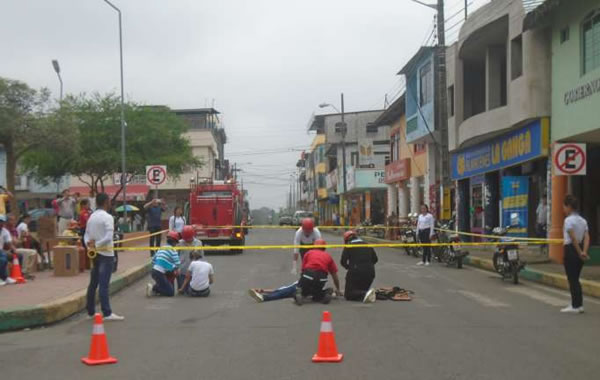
(152, 269), (175, 296)
(299, 270), (328, 301)
(263, 283), (297, 302)
(0, 250), (8, 281)
(186, 286), (210, 297)
(149, 227), (162, 257)
(177, 273), (188, 293)
(344, 269), (375, 301)
(418, 229), (432, 263)
(86, 255), (115, 317)
(564, 244), (584, 308)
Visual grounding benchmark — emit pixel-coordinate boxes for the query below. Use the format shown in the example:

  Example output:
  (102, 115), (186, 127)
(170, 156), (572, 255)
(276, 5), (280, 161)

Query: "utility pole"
(340, 93), (348, 224)
(436, 0), (450, 218)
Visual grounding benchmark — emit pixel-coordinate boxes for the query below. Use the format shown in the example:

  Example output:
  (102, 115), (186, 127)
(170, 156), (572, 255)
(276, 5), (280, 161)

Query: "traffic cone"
(9, 253), (26, 284)
(81, 313), (118, 366)
(312, 311), (343, 363)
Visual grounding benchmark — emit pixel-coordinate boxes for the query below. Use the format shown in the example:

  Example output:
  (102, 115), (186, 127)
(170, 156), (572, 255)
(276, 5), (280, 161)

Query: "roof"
(307, 110), (386, 131)
(372, 94), (406, 127)
(173, 108), (220, 115)
(523, 0), (561, 30)
(397, 46), (436, 76)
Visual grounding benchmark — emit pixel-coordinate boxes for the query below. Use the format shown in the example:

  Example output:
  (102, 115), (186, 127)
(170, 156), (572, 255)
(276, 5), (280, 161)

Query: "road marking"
(452, 290), (509, 307)
(506, 287), (568, 307)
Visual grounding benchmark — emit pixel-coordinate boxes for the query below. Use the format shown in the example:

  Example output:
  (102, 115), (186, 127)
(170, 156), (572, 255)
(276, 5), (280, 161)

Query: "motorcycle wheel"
(512, 265), (519, 284)
(492, 251), (501, 272)
(457, 255), (463, 269)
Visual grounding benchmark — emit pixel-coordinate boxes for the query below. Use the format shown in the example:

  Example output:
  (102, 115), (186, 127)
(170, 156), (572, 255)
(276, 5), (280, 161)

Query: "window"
(511, 35), (523, 80)
(583, 10), (600, 74)
(414, 143), (426, 154)
(351, 152), (359, 167)
(318, 174), (327, 189)
(448, 85), (455, 117)
(419, 62), (433, 106)
(391, 133), (400, 161)
(366, 123), (379, 133)
(560, 27), (570, 44)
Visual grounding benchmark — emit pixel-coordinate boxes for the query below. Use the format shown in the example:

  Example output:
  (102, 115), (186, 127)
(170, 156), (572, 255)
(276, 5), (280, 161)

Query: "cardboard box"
(38, 216), (57, 240)
(53, 246), (80, 277)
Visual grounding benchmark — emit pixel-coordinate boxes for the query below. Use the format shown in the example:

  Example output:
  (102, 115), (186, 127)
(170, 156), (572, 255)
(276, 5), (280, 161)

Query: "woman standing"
(561, 195), (590, 314)
(169, 206), (186, 234)
(416, 204), (435, 266)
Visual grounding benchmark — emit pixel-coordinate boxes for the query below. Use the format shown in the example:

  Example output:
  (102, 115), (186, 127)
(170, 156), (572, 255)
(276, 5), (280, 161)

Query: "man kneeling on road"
(178, 251), (214, 297)
(147, 230), (181, 297)
(295, 239), (342, 305)
(341, 230), (378, 303)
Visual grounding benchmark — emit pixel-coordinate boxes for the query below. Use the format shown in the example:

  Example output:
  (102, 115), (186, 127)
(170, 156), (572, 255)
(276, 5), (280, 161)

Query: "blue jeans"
(186, 286), (210, 297)
(0, 250), (8, 281)
(86, 255), (115, 317)
(152, 269), (175, 296)
(177, 273), (188, 293)
(263, 283), (297, 302)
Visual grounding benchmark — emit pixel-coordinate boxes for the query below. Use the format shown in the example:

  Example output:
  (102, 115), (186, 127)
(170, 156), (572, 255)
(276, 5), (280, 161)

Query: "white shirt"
(563, 213), (588, 246)
(536, 203), (547, 225)
(188, 260), (214, 291)
(169, 216), (186, 233)
(84, 209), (115, 256)
(417, 213), (435, 236)
(0, 227), (12, 248)
(293, 227), (322, 254)
(16, 222), (29, 238)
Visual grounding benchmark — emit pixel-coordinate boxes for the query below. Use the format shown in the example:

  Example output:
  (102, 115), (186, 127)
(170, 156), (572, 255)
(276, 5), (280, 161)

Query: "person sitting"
(341, 230), (378, 303)
(295, 239), (342, 305)
(146, 230), (181, 297)
(6, 215), (36, 275)
(178, 251), (214, 297)
(177, 225), (203, 293)
(248, 281), (298, 303)
(17, 214), (43, 266)
(0, 215), (24, 285)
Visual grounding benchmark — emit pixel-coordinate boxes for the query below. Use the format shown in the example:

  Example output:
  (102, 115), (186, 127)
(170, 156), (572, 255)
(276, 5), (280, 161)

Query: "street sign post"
(146, 165), (167, 197)
(553, 143), (586, 176)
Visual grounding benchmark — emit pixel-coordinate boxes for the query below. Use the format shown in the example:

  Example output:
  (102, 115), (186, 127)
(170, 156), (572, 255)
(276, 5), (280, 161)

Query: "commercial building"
(446, 0), (552, 237)
(525, 0), (600, 261)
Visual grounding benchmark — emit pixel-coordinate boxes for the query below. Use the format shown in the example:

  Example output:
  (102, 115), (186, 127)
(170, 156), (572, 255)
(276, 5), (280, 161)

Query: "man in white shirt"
(84, 193), (124, 321)
(0, 215), (18, 286)
(536, 196), (548, 238)
(416, 204), (435, 266)
(291, 218), (322, 275)
(178, 252), (214, 297)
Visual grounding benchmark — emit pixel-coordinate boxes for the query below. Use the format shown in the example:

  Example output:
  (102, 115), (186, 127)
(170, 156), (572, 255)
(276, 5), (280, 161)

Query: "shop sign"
(384, 158), (411, 184)
(451, 119), (548, 180)
(344, 168), (386, 192)
(501, 176), (528, 237)
(553, 143), (586, 176)
(564, 76), (600, 105)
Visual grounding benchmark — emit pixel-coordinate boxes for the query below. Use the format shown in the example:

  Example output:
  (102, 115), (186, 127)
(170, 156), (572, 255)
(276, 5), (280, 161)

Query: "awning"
(69, 184), (150, 201)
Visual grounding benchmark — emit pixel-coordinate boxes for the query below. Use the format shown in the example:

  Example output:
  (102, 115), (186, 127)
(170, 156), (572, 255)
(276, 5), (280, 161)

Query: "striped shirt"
(152, 245), (181, 273)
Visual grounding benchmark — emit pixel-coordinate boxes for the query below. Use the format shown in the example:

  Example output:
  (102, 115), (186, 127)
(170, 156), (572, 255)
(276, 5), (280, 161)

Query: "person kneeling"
(178, 251), (214, 297)
(341, 230), (378, 303)
(295, 239), (342, 305)
(146, 231), (181, 297)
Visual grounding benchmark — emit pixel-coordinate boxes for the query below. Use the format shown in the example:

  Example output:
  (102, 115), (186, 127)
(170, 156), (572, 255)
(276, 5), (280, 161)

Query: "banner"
(501, 176), (529, 237)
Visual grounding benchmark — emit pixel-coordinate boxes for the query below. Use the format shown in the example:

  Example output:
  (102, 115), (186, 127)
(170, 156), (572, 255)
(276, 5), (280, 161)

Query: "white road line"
(451, 290), (509, 307)
(505, 286), (568, 307)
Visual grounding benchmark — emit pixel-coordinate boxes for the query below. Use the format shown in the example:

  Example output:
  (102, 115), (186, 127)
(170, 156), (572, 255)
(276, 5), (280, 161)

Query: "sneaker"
(416, 261), (424, 266)
(577, 307), (585, 313)
(425, 262), (430, 267)
(248, 289), (264, 302)
(293, 287), (303, 306)
(0, 280), (6, 286)
(363, 288), (377, 304)
(104, 313), (125, 321)
(6, 277), (16, 284)
(560, 306), (583, 314)
(146, 283), (154, 298)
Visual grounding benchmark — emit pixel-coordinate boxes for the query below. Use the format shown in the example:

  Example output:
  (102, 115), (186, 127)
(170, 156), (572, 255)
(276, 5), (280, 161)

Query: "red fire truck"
(186, 178), (247, 253)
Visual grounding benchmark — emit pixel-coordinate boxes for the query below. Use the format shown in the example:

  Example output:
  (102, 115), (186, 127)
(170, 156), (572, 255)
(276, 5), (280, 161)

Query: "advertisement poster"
(501, 176), (529, 237)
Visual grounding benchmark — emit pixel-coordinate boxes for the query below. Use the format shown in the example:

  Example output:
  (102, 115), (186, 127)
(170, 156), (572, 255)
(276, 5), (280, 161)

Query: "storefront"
(385, 158), (411, 217)
(342, 167), (387, 225)
(451, 118), (550, 237)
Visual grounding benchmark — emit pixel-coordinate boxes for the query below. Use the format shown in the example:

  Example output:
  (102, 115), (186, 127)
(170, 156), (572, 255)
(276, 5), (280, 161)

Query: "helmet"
(343, 230), (357, 243)
(314, 239), (327, 249)
(301, 218), (314, 234)
(181, 225), (195, 242)
(166, 230), (181, 244)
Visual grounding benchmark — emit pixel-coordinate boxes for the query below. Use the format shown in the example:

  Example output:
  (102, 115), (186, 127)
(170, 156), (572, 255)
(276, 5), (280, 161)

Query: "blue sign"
(501, 176), (528, 237)
(451, 119), (548, 180)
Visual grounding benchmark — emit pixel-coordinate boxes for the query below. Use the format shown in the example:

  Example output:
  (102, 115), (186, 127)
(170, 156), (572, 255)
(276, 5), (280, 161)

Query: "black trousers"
(344, 269), (375, 301)
(149, 227), (162, 257)
(418, 229), (432, 263)
(299, 270), (328, 301)
(564, 244), (584, 308)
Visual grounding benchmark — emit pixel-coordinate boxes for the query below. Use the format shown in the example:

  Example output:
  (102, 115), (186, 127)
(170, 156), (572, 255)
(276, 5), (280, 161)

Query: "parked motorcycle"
(491, 223), (525, 284)
(437, 219), (468, 268)
(401, 213), (420, 257)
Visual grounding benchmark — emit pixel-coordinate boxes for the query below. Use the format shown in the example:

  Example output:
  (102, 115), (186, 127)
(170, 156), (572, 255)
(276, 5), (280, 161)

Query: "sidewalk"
(0, 234), (153, 332)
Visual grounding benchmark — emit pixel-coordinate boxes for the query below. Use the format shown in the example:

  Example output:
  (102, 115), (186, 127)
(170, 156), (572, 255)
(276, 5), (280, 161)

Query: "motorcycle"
(400, 213), (420, 257)
(437, 219), (468, 269)
(113, 228), (124, 273)
(491, 224), (525, 284)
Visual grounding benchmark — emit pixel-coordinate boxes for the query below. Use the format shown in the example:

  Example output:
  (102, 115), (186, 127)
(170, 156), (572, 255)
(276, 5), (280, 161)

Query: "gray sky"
(1, 0), (486, 209)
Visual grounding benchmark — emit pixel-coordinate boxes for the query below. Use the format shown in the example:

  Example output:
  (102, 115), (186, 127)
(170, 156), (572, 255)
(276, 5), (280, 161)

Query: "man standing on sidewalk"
(536, 196), (548, 254)
(84, 193), (124, 321)
(57, 189), (76, 235)
(144, 198), (166, 257)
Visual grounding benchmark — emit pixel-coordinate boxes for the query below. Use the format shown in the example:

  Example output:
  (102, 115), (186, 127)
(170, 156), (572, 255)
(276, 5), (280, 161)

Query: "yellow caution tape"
(434, 227), (563, 243)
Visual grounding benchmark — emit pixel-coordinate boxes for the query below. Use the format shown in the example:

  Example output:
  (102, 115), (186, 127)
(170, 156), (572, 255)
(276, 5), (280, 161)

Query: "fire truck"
(186, 178), (247, 253)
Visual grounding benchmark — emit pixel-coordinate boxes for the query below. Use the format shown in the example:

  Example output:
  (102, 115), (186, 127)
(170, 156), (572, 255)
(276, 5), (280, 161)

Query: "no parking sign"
(553, 143), (586, 176)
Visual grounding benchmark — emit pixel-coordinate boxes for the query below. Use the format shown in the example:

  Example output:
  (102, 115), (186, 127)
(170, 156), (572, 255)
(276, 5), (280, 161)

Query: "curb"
(0, 262), (151, 333)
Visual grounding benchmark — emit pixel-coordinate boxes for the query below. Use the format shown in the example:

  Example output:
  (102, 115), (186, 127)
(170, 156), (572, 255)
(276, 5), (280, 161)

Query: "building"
(525, 0), (600, 262)
(308, 110), (387, 225)
(374, 94), (429, 219)
(446, 0), (552, 237)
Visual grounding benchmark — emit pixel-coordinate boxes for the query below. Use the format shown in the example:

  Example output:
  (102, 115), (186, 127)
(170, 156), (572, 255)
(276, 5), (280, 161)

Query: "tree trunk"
(4, 139), (19, 216)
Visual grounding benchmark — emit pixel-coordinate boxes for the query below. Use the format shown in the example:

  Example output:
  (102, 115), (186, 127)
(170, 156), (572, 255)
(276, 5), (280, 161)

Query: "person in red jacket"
(294, 239), (342, 305)
(78, 199), (91, 249)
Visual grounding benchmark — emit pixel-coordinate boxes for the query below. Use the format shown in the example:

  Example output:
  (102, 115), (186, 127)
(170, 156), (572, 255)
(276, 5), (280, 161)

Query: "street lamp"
(102, 0), (128, 220)
(319, 93), (347, 224)
(51, 59), (63, 101)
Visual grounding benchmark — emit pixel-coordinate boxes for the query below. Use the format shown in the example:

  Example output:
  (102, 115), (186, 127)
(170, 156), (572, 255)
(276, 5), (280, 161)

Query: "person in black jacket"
(340, 230), (378, 303)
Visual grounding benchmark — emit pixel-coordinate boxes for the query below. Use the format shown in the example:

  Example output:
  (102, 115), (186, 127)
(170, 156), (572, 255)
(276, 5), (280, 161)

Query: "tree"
(0, 77), (78, 214)
(23, 93), (202, 201)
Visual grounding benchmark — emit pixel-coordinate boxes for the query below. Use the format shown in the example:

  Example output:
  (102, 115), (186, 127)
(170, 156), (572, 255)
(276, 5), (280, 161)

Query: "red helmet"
(343, 230), (357, 243)
(314, 239), (327, 249)
(181, 225), (195, 242)
(166, 230), (181, 243)
(301, 218), (314, 234)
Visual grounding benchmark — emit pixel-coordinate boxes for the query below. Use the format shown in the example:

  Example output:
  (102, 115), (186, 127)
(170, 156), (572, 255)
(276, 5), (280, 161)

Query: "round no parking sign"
(553, 143), (586, 176)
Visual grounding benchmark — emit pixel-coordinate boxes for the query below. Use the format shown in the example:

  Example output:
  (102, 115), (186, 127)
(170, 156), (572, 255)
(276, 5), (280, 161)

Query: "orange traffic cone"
(312, 311), (343, 363)
(9, 253), (26, 284)
(81, 313), (118, 366)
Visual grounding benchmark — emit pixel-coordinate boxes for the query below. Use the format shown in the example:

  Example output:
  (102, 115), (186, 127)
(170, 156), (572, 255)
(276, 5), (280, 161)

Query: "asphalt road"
(1, 229), (599, 380)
